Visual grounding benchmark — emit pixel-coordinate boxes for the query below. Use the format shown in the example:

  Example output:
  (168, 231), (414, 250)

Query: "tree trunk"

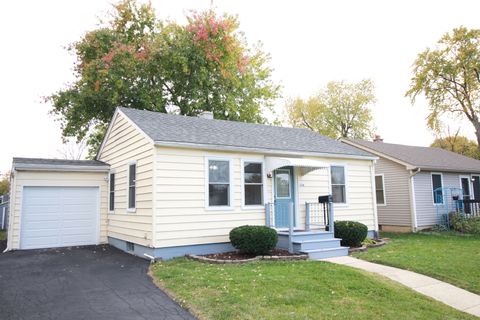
(474, 120), (480, 151)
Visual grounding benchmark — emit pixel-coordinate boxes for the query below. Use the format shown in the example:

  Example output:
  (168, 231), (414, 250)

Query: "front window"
(244, 162), (263, 206)
(331, 166), (346, 203)
(432, 173), (443, 204)
(208, 159), (231, 206)
(375, 175), (385, 205)
(128, 163), (136, 210)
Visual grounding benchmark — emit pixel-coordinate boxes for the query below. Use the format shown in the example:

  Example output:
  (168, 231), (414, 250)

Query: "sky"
(1, 0), (479, 175)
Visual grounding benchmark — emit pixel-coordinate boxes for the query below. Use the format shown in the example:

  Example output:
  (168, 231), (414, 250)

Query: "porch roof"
(265, 157), (330, 175)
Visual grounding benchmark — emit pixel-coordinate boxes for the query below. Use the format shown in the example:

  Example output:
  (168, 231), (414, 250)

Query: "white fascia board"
(154, 140), (378, 161)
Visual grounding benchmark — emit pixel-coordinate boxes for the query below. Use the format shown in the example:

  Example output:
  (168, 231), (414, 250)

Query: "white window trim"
(108, 169), (116, 214)
(330, 164), (348, 207)
(431, 172), (444, 205)
(471, 175), (480, 200)
(241, 158), (266, 210)
(205, 157), (234, 211)
(459, 175), (472, 200)
(126, 161), (137, 213)
(375, 174), (386, 206)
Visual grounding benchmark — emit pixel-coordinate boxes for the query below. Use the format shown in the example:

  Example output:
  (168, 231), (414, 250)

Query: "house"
(342, 138), (480, 232)
(6, 108), (379, 259)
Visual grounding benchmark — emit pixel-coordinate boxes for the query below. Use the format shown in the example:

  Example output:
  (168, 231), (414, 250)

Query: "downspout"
(409, 168), (421, 232)
(369, 161), (379, 237)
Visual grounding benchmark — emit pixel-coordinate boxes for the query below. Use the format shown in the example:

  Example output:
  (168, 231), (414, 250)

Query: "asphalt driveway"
(0, 245), (195, 320)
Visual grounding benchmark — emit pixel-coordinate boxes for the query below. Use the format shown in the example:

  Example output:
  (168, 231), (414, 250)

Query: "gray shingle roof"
(349, 140), (480, 173)
(118, 108), (373, 158)
(13, 158), (109, 169)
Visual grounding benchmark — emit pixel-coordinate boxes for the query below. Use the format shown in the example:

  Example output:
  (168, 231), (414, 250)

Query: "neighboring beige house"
(343, 138), (480, 232)
(6, 108), (379, 259)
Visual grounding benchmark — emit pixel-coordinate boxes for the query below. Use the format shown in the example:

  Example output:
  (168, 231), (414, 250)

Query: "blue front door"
(274, 167), (295, 228)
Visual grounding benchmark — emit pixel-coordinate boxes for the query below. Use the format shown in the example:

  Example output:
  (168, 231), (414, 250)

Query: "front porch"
(265, 198), (348, 259)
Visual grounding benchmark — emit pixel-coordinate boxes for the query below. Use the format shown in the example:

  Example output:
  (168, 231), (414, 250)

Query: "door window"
(275, 170), (291, 198)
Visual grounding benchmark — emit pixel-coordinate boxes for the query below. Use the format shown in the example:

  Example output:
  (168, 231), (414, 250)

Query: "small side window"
(128, 163), (136, 210)
(109, 172), (115, 212)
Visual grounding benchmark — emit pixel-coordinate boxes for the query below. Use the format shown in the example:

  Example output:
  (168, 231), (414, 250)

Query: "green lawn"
(354, 232), (480, 294)
(150, 258), (475, 320)
(0, 230), (6, 241)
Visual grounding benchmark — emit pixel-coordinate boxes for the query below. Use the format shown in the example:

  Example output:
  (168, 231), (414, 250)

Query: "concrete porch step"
(277, 231), (335, 241)
(302, 247), (349, 259)
(292, 238), (342, 251)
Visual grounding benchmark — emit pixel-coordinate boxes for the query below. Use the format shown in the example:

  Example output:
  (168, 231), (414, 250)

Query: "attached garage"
(20, 186), (100, 249)
(6, 158), (110, 251)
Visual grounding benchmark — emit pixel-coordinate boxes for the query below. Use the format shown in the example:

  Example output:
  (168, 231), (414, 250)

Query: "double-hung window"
(432, 173), (443, 204)
(208, 159), (231, 207)
(109, 172), (115, 212)
(243, 161), (263, 206)
(375, 175), (385, 205)
(331, 165), (346, 204)
(128, 163), (136, 211)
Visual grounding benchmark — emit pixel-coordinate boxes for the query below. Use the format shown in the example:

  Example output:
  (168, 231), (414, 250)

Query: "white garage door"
(20, 186), (99, 249)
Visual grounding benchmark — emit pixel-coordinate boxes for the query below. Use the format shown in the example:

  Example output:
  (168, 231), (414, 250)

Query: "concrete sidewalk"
(322, 256), (480, 318)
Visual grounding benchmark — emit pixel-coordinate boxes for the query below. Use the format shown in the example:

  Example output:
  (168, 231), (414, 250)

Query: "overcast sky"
(1, 0), (479, 174)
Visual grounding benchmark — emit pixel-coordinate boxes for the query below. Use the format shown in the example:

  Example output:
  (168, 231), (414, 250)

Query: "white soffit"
(265, 157), (330, 175)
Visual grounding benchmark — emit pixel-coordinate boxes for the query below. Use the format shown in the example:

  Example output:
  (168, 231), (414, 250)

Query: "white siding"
(374, 157), (412, 227)
(297, 158), (376, 231)
(8, 171), (108, 250)
(154, 147), (266, 247)
(154, 146), (377, 248)
(413, 171), (461, 227)
(98, 112), (154, 247)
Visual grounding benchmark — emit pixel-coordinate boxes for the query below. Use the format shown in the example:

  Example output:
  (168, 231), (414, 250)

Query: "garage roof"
(13, 158), (110, 172)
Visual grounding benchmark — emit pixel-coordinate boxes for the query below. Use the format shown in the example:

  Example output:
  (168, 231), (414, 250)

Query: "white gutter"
(13, 164), (110, 172)
(409, 168), (421, 231)
(154, 140), (379, 161)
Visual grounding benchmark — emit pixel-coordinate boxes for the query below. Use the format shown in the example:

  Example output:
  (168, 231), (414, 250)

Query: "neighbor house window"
(331, 165), (346, 204)
(243, 161), (263, 206)
(375, 175), (385, 205)
(109, 172), (115, 212)
(432, 173), (443, 204)
(128, 163), (136, 210)
(208, 159), (231, 207)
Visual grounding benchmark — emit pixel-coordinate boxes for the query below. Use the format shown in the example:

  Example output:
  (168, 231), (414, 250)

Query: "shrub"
(229, 225), (278, 255)
(334, 220), (368, 247)
(449, 213), (480, 234)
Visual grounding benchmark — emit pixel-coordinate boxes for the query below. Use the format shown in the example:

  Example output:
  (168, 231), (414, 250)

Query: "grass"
(354, 232), (480, 294)
(151, 258), (475, 320)
(0, 230), (6, 241)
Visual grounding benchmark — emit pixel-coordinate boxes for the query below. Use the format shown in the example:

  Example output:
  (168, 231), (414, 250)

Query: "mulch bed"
(203, 249), (298, 260)
(188, 249), (308, 264)
(0, 240), (5, 252)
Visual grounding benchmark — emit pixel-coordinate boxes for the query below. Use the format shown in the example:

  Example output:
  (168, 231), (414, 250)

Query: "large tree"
(430, 128), (480, 159)
(0, 172), (10, 196)
(48, 0), (280, 157)
(286, 79), (375, 139)
(406, 27), (480, 150)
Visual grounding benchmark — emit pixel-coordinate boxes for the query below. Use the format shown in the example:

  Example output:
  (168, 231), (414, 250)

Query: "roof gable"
(117, 107), (373, 158)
